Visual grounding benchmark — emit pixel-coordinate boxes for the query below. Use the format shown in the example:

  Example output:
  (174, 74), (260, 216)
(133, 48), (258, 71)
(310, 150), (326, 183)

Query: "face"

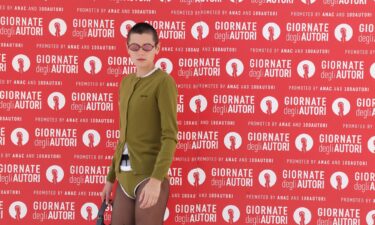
(127, 33), (160, 70)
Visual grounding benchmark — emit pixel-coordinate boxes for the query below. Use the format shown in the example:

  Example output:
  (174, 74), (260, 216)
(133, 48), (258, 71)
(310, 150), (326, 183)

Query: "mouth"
(137, 58), (146, 61)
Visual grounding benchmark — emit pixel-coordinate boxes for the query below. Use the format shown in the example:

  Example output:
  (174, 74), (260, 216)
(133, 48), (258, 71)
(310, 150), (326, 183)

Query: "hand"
(139, 178), (162, 209)
(101, 181), (113, 205)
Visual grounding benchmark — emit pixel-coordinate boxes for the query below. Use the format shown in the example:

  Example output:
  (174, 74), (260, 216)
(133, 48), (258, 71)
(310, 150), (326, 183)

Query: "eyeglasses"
(127, 43), (155, 52)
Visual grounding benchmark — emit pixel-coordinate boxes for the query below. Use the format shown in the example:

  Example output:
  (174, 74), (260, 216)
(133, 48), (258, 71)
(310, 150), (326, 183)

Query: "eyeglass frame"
(127, 42), (158, 52)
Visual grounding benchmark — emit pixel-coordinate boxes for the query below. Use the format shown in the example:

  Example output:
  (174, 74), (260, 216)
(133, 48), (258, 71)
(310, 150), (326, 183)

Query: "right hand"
(101, 181), (114, 205)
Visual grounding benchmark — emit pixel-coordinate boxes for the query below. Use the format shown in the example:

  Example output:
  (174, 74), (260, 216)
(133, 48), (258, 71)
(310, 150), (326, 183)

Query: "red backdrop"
(0, 0), (375, 224)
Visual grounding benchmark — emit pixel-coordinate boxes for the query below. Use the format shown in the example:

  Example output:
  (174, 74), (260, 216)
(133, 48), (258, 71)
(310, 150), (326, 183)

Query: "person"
(101, 22), (178, 225)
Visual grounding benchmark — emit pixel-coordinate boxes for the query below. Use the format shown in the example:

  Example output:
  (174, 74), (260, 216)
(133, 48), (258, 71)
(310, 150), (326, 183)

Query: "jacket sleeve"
(151, 75), (178, 181)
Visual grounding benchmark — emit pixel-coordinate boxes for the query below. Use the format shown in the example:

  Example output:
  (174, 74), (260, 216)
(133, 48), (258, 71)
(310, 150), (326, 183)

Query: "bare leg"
(111, 184), (136, 225)
(135, 179), (170, 225)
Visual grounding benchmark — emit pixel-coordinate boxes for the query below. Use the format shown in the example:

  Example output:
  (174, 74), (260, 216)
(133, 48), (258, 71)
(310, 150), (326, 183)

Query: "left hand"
(139, 178), (162, 209)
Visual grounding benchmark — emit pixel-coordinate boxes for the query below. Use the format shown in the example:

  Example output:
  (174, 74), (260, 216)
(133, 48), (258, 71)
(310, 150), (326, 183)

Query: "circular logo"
(82, 129), (101, 148)
(47, 92), (66, 110)
(11, 128), (29, 146)
(226, 59), (244, 77)
(224, 132), (242, 150)
(12, 54), (31, 73)
(230, 0), (244, 2)
(367, 136), (375, 154)
(187, 168), (206, 186)
(262, 23), (281, 41)
(191, 21), (209, 40)
(297, 60), (315, 79)
(330, 171), (349, 190)
(189, 95), (208, 113)
(46, 165), (64, 184)
(260, 96), (278, 114)
(295, 134), (314, 152)
(9, 201), (27, 220)
(156, 58), (173, 74)
(258, 169), (277, 188)
(164, 207), (170, 221)
(300, 0), (317, 4)
(334, 24), (353, 42)
(293, 207), (312, 224)
(222, 205), (240, 223)
(120, 20), (136, 38)
(49, 18), (67, 37)
(84, 56), (102, 75)
(332, 98), (350, 116)
(370, 62), (375, 79)
(81, 202), (98, 221)
(366, 210), (375, 225)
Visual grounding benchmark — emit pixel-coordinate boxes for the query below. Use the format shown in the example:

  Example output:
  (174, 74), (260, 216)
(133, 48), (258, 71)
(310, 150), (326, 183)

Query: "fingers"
(139, 191), (158, 209)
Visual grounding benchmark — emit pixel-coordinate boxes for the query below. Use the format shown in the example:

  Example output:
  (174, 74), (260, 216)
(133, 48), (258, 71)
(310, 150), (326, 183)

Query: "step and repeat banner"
(1, 0), (375, 224)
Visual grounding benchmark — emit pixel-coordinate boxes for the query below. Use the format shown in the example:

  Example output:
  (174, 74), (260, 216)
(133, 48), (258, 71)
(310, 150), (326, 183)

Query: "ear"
(155, 42), (161, 54)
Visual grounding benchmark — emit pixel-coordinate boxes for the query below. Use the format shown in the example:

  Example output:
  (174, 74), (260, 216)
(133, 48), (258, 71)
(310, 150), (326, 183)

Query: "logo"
(178, 57), (220, 78)
(260, 96), (278, 114)
(295, 134), (313, 152)
(156, 58), (173, 74)
(332, 98), (350, 116)
(262, 23), (281, 41)
(0, 53), (6, 72)
(72, 18), (115, 39)
(367, 136), (375, 154)
(213, 95), (255, 115)
(353, 171), (375, 193)
(330, 171), (349, 190)
(168, 168), (182, 186)
(84, 56), (102, 75)
(230, 0), (244, 2)
(0, 16), (43, 37)
(48, 18), (67, 37)
(297, 60), (315, 79)
(164, 207), (169, 221)
(282, 170), (324, 190)
(47, 92), (66, 110)
(191, 21), (209, 40)
(146, 20), (186, 40)
(249, 58), (292, 79)
(107, 56), (135, 77)
(222, 205), (240, 223)
(187, 168), (206, 186)
(370, 63), (375, 79)
(82, 129), (100, 148)
(120, 20), (136, 38)
(189, 95), (208, 113)
(318, 133), (362, 155)
(286, 22), (329, 43)
(321, 60), (364, 81)
(358, 24), (375, 44)
(211, 168), (253, 188)
(11, 128), (29, 146)
(0, 127), (5, 146)
(9, 201), (27, 220)
(176, 130), (219, 151)
(46, 165), (64, 184)
(334, 24), (353, 42)
(247, 132), (290, 152)
(284, 96), (327, 116)
(293, 207), (312, 225)
(258, 169), (277, 188)
(226, 59), (244, 77)
(224, 132), (242, 150)
(80, 203), (98, 221)
(301, 0), (317, 4)
(12, 54), (30, 73)
(366, 210), (375, 225)
(214, 21), (257, 42)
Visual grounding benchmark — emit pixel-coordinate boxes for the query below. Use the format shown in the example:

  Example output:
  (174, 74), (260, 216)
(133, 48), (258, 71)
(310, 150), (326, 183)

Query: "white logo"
(80, 202), (98, 221)
(11, 128), (29, 146)
(334, 24), (353, 42)
(189, 95), (208, 113)
(164, 207), (170, 221)
(82, 129), (101, 148)
(226, 59), (244, 77)
(224, 132), (242, 150)
(120, 20), (136, 38)
(230, 0), (244, 2)
(49, 18), (67, 37)
(262, 23), (281, 41)
(367, 136), (375, 154)
(222, 205), (240, 223)
(300, 0), (317, 4)
(366, 210), (375, 225)
(187, 168), (206, 186)
(260, 96), (278, 114)
(47, 92), (66, 110)
(295, 134), (314, 152)
(293, 207), (312, 224)
(330, 171), (349, 190)
(46, 165), (64, 184)
(9, 201), (27, 220)
(191, 21), (209, 40)
(332, 98), (350, 116)
(370, 62), (375, 79)
(156, 58), (173, 74)
(297, 60), (315, 79)
(12, 54), (31, 73)
(84, 56), (102, 75)
(258, 169), (277, 188)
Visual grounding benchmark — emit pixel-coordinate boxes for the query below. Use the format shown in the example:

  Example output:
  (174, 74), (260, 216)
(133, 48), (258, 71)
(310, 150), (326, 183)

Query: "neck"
(136, 65), (155, 77)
